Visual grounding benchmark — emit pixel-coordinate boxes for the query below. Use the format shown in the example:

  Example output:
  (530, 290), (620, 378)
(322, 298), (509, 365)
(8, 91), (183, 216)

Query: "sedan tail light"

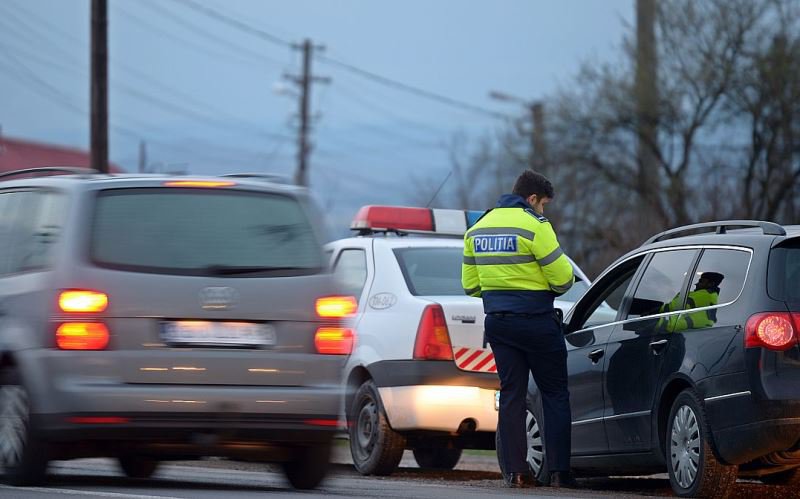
(56, 322), (110, 350)
(745, 313), (800, 351)
(413, 304), (453, 360)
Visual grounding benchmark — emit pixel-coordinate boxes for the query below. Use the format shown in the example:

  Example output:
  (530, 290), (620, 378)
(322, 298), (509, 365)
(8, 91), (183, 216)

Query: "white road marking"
(0, 484), (184, 498)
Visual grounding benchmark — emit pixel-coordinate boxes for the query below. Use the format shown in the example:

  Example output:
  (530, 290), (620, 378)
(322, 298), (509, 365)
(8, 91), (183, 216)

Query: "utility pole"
(489, 91), (548, 174)
(138, 140), (147, 173)
(285, 39), (329, 186)
(90, 0), (109, 173)
(530, 102), (547, 174)
(635, 0), (658, 212)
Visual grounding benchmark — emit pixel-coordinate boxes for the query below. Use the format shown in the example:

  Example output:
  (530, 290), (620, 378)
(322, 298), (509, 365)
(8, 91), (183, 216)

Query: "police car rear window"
(90, 188), (323, 276)
(393, 247), (464, 296)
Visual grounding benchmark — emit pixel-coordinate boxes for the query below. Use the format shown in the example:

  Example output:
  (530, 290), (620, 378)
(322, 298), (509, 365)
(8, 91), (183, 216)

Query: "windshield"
(90, 188), (323, 276)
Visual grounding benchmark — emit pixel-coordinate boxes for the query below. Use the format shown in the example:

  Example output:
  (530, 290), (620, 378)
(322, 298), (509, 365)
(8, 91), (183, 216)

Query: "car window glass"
(3, 191), (39, 275)
(576, 271), (636, 330)
(16, 191), (66, 272)
(625, 249), (697, 321)
(91, 188), (322, 276)
(0, 192), (14, 275)
(333, 249), (368, 298)
(393, 247), (463, 296)
(686, 249), (750, 308)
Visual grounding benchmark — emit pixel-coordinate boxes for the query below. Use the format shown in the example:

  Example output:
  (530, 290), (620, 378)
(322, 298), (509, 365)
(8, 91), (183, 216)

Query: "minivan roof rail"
(219, 172), (293, 184)
(0, 167), (96, 180)
(644, 220), (786, 245)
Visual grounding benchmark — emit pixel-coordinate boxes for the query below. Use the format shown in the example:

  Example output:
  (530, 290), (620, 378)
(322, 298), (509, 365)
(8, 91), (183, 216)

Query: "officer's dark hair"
(512, 170), (555, 199)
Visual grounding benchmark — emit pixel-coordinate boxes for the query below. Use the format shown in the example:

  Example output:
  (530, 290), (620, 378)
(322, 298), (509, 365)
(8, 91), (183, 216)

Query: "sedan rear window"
(91, 188), (322, 276)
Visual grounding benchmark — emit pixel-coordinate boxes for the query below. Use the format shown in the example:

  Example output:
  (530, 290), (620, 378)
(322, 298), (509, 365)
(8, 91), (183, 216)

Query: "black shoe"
(549, 471), (579, 488)
(504, 472), (536, 488)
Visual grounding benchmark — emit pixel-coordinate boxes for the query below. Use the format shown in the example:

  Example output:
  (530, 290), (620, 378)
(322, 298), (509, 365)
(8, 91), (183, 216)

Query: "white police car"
(325, 205), (602, 476)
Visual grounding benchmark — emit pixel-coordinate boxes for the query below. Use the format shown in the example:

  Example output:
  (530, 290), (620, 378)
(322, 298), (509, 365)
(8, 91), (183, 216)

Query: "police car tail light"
(414, 305), (453, 360)
(745, 313), (800, 351)
(59, 290), (108, 313)
(56, 322), (110, 350)
(314, 327), (355, 355)
(316, 296), (358, 318)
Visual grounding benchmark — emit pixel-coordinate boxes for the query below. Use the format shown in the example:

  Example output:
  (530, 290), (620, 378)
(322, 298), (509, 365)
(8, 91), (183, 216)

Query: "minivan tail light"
(413, 305), (453, 360)
(316, 296), (358, 318)
(59, 290), (108, 313)
(745, 313), (800, 351)
(314, 327), (355, 355)
(56, 323), (110, 350)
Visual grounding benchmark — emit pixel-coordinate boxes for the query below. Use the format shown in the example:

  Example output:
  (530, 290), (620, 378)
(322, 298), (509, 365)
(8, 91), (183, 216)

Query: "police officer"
(462, 170), (575, 488)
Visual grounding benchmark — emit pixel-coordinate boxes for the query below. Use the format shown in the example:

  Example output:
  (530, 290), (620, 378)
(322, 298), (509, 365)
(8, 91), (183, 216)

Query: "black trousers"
(486, 313), (571, 473)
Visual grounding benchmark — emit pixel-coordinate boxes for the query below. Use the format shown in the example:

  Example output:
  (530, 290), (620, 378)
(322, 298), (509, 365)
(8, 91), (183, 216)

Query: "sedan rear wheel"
(348, 380), (405, 475)
(496, 405), (549, 485)
(0, 369), (48, 485)
(666, 390), (736, 498)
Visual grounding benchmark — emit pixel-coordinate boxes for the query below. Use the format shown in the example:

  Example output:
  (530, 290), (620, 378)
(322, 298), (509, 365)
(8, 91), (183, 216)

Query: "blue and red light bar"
(351, 205), (485, 236)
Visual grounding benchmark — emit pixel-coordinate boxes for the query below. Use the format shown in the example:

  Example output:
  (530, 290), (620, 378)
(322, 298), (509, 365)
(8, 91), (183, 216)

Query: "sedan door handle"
(649, 339), (669, 355)
(588, 349), (604, 364)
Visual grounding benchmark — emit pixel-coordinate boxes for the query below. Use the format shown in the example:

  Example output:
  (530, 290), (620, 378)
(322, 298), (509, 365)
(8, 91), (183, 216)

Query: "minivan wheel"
(348, 380), (405, 475)
(496, 404), (549, 485)
(760, 466), (800, 486)
(282, 441), (331, 490)
(118, 455), (159, 479)
(412, 447), (462, 470)
(0, 369), (48, 486)
(666, 390), (737, 498)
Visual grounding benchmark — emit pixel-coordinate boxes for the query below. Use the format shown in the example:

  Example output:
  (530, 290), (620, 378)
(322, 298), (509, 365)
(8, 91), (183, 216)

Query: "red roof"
(0, 136), (123, 173)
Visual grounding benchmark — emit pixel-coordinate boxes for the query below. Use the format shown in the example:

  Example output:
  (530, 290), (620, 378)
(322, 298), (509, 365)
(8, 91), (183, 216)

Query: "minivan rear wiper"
(204, 265), (304, 275)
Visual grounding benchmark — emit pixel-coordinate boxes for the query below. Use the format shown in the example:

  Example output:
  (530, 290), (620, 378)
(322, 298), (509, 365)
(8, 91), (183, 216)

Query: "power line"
(0, 35), (294, 144)
(170, 0), (293, 48)
(317, 55), (507, 119)
(165, 0), (508, 120)
(139, 0), (285, 67)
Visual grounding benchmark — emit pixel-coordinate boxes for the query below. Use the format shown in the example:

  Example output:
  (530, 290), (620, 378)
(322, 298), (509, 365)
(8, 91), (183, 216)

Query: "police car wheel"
(117, 455), (159, 479)
(495, 404), (550, 485)
(412, 447), (462, 470)
(0, 368), (48, 486)
(348, 380), (405, 476)
(666, 390), (737, 497)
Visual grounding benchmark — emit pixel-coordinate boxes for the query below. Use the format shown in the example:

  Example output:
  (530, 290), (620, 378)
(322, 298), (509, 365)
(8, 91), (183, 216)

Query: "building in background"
(0, 135), (123, 173)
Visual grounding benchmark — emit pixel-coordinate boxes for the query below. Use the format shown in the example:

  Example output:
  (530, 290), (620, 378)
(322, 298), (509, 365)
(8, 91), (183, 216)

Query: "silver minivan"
(0, 169), (352, 489)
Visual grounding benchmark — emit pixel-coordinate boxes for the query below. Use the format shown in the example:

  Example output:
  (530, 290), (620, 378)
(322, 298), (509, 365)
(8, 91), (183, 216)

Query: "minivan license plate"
(162, 321), (276, 348)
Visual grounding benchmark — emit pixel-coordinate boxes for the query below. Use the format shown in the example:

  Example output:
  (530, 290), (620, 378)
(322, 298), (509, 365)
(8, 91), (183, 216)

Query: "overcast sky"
(0, 0), (632, 234)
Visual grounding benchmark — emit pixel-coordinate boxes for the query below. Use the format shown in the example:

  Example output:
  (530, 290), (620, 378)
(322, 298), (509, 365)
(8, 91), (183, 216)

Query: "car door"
(603, 249), (699, 453)
(564, 255), (644, 455)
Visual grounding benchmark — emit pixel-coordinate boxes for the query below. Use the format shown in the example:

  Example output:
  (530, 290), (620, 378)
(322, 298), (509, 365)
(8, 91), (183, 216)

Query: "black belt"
(488, 312), (540, 318)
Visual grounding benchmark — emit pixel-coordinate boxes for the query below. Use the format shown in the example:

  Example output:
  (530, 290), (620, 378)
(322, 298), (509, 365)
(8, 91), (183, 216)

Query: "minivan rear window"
(769, 240), (800, 301)
(91, 188), (323, 276)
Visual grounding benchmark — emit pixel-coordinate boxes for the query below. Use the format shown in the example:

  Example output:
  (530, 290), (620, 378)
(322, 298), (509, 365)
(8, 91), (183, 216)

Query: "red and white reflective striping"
(453, 346), (497, 373)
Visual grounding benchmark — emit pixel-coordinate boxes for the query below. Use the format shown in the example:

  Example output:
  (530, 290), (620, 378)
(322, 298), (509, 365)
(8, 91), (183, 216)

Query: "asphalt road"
(0, 456), (797, 499)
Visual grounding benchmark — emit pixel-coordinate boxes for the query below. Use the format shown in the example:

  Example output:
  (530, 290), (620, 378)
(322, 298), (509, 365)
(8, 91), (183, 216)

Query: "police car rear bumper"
(369, 360), (499, 433)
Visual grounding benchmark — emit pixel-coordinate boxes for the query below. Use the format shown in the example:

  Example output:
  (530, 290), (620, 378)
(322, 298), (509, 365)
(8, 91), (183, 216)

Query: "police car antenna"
(425, 170), (452, 208)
